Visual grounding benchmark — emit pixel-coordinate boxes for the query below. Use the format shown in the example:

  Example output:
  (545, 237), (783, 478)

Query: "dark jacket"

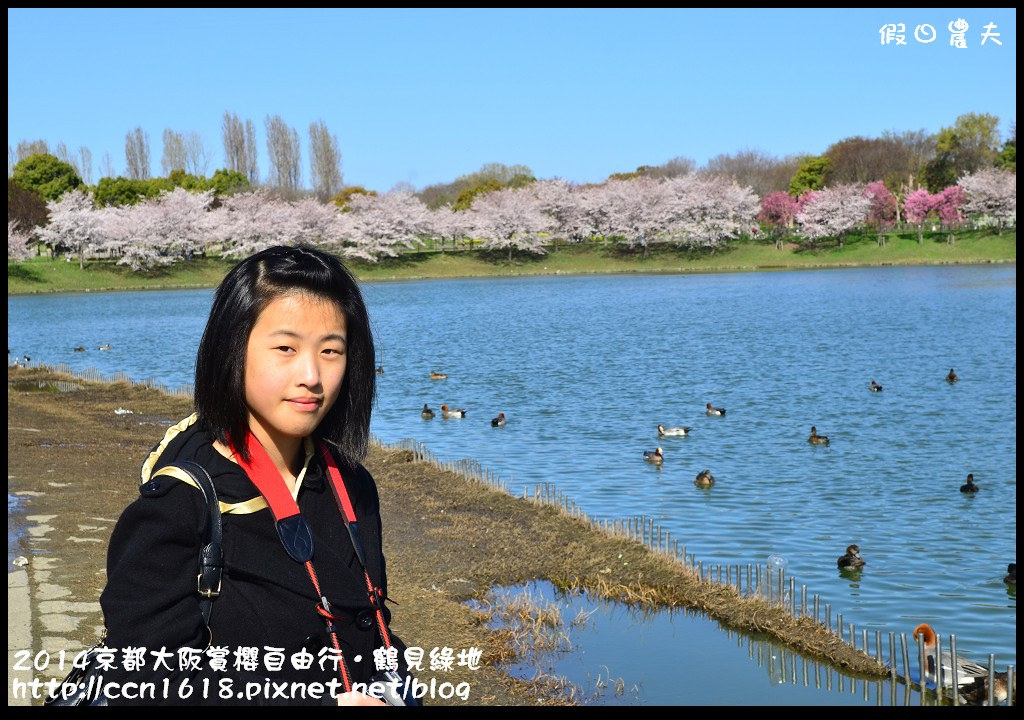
(99, 416), (397, 705)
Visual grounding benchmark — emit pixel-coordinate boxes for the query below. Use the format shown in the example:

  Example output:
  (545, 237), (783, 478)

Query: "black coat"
(99, 418), (399, 705)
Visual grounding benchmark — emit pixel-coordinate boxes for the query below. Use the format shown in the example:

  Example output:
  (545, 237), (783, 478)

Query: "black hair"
(194, 245), (375, 466)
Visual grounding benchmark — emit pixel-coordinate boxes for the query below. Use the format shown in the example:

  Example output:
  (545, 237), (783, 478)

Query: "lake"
(7, 264), (1017, 702)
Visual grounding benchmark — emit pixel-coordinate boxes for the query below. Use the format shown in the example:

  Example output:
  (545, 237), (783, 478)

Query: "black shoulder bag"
(43, 461), (223, 707)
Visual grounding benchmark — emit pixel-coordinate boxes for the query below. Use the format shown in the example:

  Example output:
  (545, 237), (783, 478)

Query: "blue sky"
(7, 8), (1017, 193)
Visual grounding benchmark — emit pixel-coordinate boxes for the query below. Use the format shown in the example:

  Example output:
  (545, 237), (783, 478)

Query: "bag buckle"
(197, 572), (222, 598)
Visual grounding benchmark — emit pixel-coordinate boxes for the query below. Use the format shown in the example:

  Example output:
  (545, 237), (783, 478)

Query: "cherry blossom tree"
(338, 190), (430, 262)
(469, 186), (552, 261)
(215, 190), (305, 258)
(933, 185), (966, 244)
(758, 191), (800, 249)
(290, 197), (344, 248)
(903, 189), (937, 244)
(8, 221), (32, 261)
(96, 188), (216, 270)
(534, 178), (590, 251)
(426, 205), (473, 253)
(958, 168), (1017, 235)
(864, 181), (898, 246)
(795, 184), (872, 249)
(664, 175), (759, 249)
(34, 189), (103, 268)
(588, 177), (672, 258)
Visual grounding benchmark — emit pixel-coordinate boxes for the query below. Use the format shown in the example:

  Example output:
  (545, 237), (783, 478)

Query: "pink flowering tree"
(215, 190), (304, 258)
(338, 190), (430, 262)
(8, 221), (32, 261)
(534, 178), (590, 251)
(758, 191), (799, 249)
(795, 184), (872, 249)
(589, 177), (673, 258)
(665, 175), (759, 249)
(903, 189), (937, 244)
(290, 197), (345, 248)
(469, 186), (552, 261)
(34, 189), (103, 268)
(426, 206), (473, 253)
(864, 181), (898, 246)
(933, 185), (967, 244)
(959, 168), (1017, 235)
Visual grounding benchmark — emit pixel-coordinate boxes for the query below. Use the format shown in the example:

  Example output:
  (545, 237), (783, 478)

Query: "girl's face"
(243, 291), (348, 452)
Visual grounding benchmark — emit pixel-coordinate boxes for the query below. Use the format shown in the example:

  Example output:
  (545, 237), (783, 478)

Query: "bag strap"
(149, 461), (224, 627)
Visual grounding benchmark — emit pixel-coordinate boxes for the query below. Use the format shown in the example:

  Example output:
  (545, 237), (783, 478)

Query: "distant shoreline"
(8, 230), (1017, 296)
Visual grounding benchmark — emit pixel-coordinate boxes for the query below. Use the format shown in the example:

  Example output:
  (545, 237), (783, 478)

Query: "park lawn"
(8, 229), (1016, 294)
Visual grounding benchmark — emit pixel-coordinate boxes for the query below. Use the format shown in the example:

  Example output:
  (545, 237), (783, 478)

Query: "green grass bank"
(8, 229), (1016, 295)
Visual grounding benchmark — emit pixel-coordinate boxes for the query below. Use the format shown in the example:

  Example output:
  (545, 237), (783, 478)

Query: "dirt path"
(7, 366), (887, 706)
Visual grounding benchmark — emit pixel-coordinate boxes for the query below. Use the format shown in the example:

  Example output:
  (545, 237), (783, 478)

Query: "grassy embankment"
(8, 229), (1016, 295)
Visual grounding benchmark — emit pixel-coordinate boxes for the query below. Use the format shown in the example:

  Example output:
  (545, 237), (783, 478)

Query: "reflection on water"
(473, 580), (969, 706)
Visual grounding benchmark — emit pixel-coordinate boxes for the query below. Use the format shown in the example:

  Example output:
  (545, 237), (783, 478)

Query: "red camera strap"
(230, 432), (394, 690)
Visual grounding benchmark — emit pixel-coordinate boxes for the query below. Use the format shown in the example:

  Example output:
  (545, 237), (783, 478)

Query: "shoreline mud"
(7, 366), (887, 706)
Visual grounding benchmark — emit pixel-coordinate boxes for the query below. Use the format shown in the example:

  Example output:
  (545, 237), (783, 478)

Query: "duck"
(959, 473), (979, 493)
(869, 379), (884, 392)
(420, 404), (435, 420)
(97, 344), (111, 351)
(694, 469), (715, 487)
(1004, 563), (1015, 585)
(808, 426), (830, 445)
(490, 412), (507, 427)
(657, 424), (692, 437)
(73, 346), (86, 352)
(961, 671), (1016, 705)
(912, 622), (988, 689)
(430, 371), (448, 380)
(440, 404), (466, 418)
(643, 447), (664, 464)
(947, 368), (959, 384)
(705, 403), (726, 416)
(837, 544), (865, 569)
(376, 366), (385, 374)
(22, 355), (31, 363)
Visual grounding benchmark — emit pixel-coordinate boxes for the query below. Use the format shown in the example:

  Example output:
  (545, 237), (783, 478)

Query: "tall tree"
(78, 146), (93, 185)
(184, 132), (211, 176)
(265, 114), (301, 195)
(124, 127), (151, 180)
(161, 129), (187, 175)
(15, 139), (50, 164)
(308, 120), (343, 201)
(222, 112), (260, 185)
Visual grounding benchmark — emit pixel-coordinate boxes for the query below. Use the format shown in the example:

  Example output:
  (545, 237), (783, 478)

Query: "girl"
(99, 246), (409, 705)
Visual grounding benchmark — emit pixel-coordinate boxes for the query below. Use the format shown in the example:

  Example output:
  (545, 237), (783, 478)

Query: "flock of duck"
(417, 371), (507, 427)
(637, 368), (1014, 702)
